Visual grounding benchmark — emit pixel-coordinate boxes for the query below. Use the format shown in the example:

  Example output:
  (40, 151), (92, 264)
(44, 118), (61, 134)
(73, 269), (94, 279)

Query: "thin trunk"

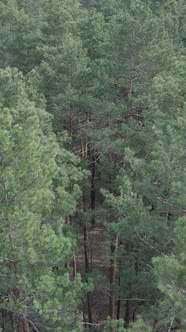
(116, 256), (122, 320)
(90, 234), (94, 272)
(1, 309), (5, 329)
(109, 236), (118, 320)
(108, 144), (117, 328)
(86, 111), (96, 228)
(67, 215), (77, 279)
(72, 254), (77, 279)
(84, 224), (90, 276)
(86, 292), (93, 327)
(90, 153), (96, 228)
(124, 299), (130, 328)
(81, 136), (93, 328)
(84, 224), (93, 326)
(11, 313), (17, 332)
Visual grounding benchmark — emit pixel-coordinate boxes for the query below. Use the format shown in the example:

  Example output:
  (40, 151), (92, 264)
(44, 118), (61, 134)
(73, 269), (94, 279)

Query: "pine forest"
(0, 0), (186, 331)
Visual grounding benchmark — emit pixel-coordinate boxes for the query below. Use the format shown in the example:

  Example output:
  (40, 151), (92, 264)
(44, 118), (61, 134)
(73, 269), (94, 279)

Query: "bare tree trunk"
(83, 224), (93, 327)
(124, 299), (130, 328)
(80, 137), (93, 328)
(67, 215), (77, 279)
(86, 292), (93, 328)
(116, 256), (122, 320)
(72, 254), (77, 279)
(84, 224), (90, 276)
(82, 185), (93, 327)
(19, 317), (30, 332)
(10, 313), (31, 332)
(1, 309), (6, 331)
(90, 153), (96, 228)
(109, 236), (118, 321)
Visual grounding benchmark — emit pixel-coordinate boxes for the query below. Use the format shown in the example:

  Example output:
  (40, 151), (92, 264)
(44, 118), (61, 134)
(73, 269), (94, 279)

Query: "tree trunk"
(84, 224), (90, 276)
(72, 254), (77, 279)
(19, 317), (30, 332)
(109, 236), (118, 320)
(124, 299), (130, 328)
(83, 224), (93, 327)
(116, 256), (122, 320)
(90, 153), (96, 228)
(1, 309), (6, 331)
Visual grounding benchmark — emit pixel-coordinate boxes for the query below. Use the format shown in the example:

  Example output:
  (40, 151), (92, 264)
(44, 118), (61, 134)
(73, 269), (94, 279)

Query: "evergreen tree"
(0, 67), (84, 332)
(153, 217), (186, 331)
(0, 0), (185, 330)
(0, 0), (43, 72)
(98, 0), (186, 328)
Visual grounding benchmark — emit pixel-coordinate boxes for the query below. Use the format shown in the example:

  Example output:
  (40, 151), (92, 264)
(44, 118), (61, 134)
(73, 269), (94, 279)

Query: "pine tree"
(0, 67), (84, 332)
(1, 0), (185, 329)
(153, 217), (186, 331)
(97, 0), (186, 328)
(0, 0), (43, 72)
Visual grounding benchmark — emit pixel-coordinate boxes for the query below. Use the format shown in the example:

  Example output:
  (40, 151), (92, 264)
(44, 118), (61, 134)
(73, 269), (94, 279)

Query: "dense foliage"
(0, 0), (185, 331)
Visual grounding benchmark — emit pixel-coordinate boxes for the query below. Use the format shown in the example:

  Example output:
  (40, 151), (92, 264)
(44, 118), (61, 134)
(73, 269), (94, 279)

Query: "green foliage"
(0, 0), (43, 72)
(0, 67), (84, 331)
(0, 0), (186, 329)
(153, 217), (186, 328)
(126, 317), (153, 332)
(103, 317), (125, 332)
(100, 0), (186, 328)
(103, 316), (153, 332)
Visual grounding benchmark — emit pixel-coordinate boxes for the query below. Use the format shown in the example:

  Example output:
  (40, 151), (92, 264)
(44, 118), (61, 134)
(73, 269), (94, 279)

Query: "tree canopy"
(0, 0), (185, 331)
